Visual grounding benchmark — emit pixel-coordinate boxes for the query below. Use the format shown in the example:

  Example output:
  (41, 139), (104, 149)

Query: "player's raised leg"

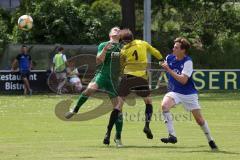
(192, 109), (218, 150)
(64, 82), (98, 119)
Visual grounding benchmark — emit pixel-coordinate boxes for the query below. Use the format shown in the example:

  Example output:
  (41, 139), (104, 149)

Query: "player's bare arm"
(11, 59), (18, 71)
(96, 43), (112, 64)
(161, 61), (188, 85)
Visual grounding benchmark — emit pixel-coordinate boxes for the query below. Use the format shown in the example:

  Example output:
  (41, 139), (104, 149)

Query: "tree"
(0, 8), (11, 56)
(120, 0), (135, 33)
(91, 0), (121, 41)
(10, 0), (122, 44)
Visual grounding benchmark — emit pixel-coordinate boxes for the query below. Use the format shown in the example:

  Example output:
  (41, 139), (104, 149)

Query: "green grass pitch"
(0, 92), (240, 160)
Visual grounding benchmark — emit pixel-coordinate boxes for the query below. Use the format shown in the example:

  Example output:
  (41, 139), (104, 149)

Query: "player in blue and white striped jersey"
(160, 37), (218, 150)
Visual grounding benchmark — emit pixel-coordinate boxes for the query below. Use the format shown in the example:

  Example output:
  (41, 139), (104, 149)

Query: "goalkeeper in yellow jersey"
(103, 29), (163, 145)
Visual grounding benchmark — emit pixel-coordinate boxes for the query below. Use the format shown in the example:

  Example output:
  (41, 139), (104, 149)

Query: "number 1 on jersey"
(132, 50), (138, 60)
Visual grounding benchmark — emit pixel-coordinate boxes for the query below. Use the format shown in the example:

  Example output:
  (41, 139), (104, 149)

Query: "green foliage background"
(0, 0), (240, 68)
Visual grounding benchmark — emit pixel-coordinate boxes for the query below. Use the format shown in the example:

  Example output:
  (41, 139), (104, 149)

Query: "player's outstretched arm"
(146, 42), (163, 60)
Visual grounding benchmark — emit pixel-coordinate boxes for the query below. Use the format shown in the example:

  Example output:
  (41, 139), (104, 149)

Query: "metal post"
(9, 0), (12, 9)
(143, 0), (152, 88)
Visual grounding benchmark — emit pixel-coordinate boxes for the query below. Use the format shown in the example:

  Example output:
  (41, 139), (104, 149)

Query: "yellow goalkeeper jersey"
(120, 39), (163, 79)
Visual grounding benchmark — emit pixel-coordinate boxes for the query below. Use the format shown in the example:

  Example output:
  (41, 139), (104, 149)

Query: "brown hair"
(120, 29), (134, 43)
(174, 37), (190, 51)
(57, 46), (64, 51)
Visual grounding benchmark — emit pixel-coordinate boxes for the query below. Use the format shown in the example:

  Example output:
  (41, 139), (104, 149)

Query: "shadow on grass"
(178, 150), (240, 155)
(77, 156), (95, 159)
(99, 145), (205, 149)
(99, 145), (240, 155)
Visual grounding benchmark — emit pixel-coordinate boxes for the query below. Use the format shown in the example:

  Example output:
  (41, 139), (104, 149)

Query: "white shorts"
(164, 92), (201, 111)
(69, 77), (82, 90)
(69, 77), (81, 84)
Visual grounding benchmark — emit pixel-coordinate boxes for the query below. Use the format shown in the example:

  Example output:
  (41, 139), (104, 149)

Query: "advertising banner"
(0, 70), (50, 93)
(1, 69), (240, 93)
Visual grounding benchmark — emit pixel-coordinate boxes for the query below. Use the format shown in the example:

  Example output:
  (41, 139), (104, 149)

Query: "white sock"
(163, 111), (176, 136)
(200, 121), (213, 142)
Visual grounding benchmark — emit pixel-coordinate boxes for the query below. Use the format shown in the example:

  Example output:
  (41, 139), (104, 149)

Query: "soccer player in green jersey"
(65, 26), (123, 147)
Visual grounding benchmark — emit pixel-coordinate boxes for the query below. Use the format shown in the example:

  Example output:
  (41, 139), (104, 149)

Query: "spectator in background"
(11, 45), (32, 95)
(52, 46), (68, 94)
(67, 61), (82, 92)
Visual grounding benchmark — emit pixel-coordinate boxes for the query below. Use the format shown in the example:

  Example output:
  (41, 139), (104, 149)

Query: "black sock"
(107, 109), (120, 136)
(145, 104), (153, 128)
(115, 112), (123, 139)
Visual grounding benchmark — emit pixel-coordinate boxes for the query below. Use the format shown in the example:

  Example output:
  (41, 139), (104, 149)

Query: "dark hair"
(174, 37), (190, 51)
(21, 45), (27, 48)
(57, 47), (64, 51)
(120, 29), (134, 43)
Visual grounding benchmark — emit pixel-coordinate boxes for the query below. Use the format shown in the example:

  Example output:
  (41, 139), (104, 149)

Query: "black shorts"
(118, 74), (150, 97)
(20, 71), (30, 79)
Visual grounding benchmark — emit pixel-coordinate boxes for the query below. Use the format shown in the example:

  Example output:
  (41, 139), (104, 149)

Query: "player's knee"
(195, 117), (205, 126)
(161, 104), (170, 112)
(83, 88), (94, 96)
(144, 97), (152, 104)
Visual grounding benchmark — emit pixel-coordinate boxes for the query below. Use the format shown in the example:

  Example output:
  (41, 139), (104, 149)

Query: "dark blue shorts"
(20, 70), (30, 79)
